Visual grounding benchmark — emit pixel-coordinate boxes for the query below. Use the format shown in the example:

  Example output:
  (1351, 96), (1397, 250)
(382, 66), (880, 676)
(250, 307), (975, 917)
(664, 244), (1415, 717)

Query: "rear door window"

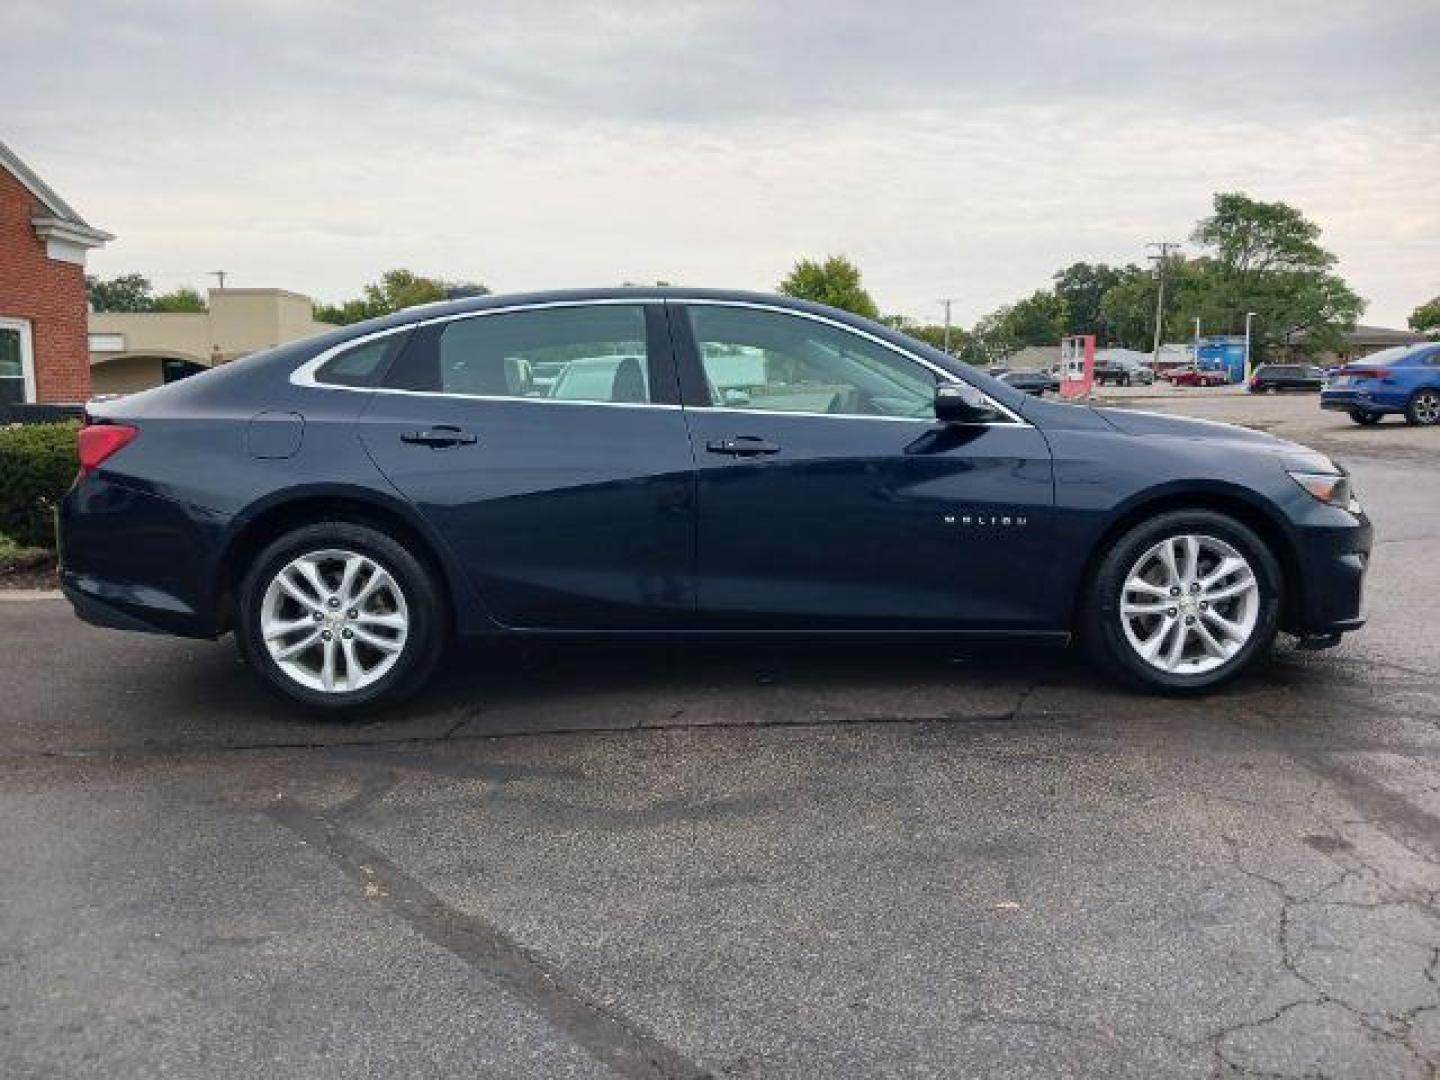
(388, 304), (660, 405)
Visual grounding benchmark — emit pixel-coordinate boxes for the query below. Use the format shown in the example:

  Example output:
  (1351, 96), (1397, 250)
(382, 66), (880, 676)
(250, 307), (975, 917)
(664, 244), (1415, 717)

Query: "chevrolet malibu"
(60, 289), (1371, 712)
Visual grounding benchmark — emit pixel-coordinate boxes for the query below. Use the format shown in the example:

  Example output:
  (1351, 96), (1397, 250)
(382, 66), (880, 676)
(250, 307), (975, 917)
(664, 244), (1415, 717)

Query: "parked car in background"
(1248, 364), (1327, 394)
(987, 365), (1010, 378)
(996, 370), (1058, 396)
(1093, 357), (1155, 386)
(1320, 342), (1440, 426)
(59, 287), (1370, 712)
(1169, 366), (1230, 388)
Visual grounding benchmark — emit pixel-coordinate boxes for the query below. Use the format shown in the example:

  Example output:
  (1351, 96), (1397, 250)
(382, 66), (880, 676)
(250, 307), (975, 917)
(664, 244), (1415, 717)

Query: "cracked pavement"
(2, 403), (1438, 1078)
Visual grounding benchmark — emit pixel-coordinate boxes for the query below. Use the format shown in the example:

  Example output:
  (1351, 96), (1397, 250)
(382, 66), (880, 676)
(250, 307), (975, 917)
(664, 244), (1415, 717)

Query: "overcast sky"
(4, 0), (1437, 328)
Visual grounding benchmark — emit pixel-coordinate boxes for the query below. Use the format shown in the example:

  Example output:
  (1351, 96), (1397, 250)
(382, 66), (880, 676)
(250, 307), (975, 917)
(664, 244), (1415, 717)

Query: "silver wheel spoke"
(293, 559), (330, 605)
(264, 615), (316, 641)
(278, 571), (323, 612)
(1139, 617), (1177, 663)
(258, 548), (409, 694)
(320, 637), (337, 692)
(351, 625), (404, 653)
(354, 611), (406, 629)
(273, 629), (322, 661)
(1181, 535), (1200, 583)
(336, 556), (363, 605)
(1164, 618), (1188, 670)
(352, 569), (395, 607)
(1122, 599), (1170, 617)
(1158, 540), (1181, 587)
(1126, 580), (1170, 599)
(1198, 557), (1246, 591)
(1192, 617), (1231, 659)
(1204, 576), (1254, 603)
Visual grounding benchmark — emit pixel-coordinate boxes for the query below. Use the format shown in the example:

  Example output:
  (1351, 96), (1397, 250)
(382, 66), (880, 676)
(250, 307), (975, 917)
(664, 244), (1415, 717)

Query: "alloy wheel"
(259, 548), (409, 693)
(1413, 391), (1440, 425)
(1119, 534), (1260, 676)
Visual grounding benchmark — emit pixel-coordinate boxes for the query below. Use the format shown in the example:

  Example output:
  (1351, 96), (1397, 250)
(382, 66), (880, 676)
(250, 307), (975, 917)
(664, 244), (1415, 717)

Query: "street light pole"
(1244, 311), (1256, 377)
(937, 298), (956, 354)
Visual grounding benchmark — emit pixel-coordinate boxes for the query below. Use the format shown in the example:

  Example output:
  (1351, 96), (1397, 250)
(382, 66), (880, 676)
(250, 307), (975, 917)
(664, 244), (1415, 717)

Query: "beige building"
(88, 287), (336, 395)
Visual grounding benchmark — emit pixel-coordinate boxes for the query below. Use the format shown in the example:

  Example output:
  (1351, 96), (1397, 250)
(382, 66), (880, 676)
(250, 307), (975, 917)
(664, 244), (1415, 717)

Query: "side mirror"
(935, 382), (999, 425)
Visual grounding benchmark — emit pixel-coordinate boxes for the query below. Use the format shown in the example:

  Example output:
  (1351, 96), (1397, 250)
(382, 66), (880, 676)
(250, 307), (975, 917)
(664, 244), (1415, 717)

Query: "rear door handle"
(400, 426), (477, 448)
(706, 436), (781, 457)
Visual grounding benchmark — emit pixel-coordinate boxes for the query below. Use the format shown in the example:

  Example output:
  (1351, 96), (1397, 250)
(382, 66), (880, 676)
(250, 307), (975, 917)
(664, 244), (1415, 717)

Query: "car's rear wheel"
(236, 522), (446, 714)
(1349, 409), (1382, 426)
(1404, 389), (1440, 426)
(1082, 510), (1281, 692)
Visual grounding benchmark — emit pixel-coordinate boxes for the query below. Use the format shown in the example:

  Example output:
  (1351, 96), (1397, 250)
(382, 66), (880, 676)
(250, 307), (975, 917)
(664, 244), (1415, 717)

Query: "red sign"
(1060, 334), (1097, 399)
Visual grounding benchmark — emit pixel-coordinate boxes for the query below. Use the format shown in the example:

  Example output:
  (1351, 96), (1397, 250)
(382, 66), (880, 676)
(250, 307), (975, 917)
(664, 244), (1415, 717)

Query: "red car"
(1168, 365), (1229, 387)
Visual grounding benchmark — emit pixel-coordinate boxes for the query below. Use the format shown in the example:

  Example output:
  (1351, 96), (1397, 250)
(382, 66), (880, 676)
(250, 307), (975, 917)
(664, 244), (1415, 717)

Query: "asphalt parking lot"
(3, 391), (1438, 1079)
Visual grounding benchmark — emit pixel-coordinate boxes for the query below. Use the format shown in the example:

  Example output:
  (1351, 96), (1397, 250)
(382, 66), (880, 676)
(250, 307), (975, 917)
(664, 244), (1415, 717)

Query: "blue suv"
(1320, 342), (1440, 426)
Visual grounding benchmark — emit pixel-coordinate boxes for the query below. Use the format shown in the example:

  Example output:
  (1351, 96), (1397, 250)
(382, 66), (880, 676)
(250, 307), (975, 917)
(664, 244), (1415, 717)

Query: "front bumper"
(1285, 513), (1372, 638)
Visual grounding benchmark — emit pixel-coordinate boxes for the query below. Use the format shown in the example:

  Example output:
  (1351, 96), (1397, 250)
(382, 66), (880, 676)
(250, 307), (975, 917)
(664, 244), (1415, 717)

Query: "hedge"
(0, 422), (79, 549)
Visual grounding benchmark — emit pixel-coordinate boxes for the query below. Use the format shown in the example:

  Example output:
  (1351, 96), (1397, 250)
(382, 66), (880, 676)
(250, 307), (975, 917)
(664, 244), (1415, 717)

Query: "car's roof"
(378, 286), (838, 326)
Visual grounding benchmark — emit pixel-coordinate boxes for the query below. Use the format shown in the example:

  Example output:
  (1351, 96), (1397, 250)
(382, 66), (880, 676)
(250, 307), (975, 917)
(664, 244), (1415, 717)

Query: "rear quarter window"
(313, 335), (405, 387)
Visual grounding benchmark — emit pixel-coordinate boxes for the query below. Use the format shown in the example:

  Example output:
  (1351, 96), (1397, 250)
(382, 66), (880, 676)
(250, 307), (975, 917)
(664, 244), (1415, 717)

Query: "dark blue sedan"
(60, 289), (1372, 712)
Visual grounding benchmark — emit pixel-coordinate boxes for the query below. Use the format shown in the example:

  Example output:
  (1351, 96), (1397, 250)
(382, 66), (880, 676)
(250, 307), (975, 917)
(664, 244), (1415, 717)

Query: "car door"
(358, 301), (697, 630)
(669, 301), (1056, 631)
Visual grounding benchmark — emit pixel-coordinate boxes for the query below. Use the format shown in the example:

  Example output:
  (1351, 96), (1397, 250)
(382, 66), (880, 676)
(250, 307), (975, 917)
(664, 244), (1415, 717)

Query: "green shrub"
(0, 422), (79, 549)
(0, 532), (49, 569)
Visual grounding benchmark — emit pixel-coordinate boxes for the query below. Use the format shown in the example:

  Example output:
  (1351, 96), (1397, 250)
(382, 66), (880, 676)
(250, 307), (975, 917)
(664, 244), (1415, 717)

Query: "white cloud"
(4, 0), (1436, 325)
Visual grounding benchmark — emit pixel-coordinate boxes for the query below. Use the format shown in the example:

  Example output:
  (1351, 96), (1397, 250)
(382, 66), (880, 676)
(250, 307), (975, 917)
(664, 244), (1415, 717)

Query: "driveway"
(2, 413), (1438, 1077)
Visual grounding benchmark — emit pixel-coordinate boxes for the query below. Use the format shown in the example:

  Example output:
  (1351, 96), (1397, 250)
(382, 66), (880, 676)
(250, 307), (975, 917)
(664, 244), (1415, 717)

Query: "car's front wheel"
(1405, 389), (1440, 427)
(1083, 510), (1281, 692)
(235, 522), (446, 713)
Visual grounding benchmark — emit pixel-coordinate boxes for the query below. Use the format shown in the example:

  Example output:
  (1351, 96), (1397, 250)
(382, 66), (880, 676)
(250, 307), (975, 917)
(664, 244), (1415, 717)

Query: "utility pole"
(937, 298), (956, 354)
(210, 270), (228, 290)
(1146, 242), (1180, 367)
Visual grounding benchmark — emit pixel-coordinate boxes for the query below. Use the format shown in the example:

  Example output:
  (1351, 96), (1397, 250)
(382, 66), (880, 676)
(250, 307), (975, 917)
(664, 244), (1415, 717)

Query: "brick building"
(0, 141), (112, 407)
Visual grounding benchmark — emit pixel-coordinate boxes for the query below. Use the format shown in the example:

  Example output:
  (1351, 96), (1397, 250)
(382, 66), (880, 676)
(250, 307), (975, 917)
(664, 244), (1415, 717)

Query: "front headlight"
(1288, 471), (1361, 514)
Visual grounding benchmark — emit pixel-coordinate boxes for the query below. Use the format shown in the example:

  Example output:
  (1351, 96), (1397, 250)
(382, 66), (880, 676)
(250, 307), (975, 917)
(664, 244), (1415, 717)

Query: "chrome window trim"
(287, 296), (1028, 426)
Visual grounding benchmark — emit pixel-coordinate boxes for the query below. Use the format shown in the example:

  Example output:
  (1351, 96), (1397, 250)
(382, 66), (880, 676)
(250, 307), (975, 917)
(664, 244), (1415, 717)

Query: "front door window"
(687, 305), (938, 418)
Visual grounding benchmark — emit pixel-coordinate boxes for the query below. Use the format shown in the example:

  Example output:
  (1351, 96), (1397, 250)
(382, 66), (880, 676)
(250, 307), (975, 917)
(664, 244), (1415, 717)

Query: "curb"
(0, 589), (64, 602)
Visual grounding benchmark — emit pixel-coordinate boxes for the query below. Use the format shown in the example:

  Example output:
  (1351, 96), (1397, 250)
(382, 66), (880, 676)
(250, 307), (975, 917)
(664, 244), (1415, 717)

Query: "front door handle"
(400, 426), (478, 448)
(706, 436), (781, 457)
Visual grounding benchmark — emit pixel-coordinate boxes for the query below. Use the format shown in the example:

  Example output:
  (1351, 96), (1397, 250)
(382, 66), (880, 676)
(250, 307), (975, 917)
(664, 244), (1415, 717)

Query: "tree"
(776, 255), (879, 319)
(150, 287), (206, 313)
(316, 269), (490, 325)
(86, 273), (154, 312)
(883, 316), (969, 357)
(1410, 296), (1440, 336)
(1001, 289), (1069, 346)
(1184, 192), (1362, 357)
(1052, 262), (1129, 340)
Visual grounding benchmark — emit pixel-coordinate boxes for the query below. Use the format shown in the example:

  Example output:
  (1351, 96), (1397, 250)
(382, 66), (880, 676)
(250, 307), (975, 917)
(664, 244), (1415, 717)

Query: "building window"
(0, 318), (36, 405)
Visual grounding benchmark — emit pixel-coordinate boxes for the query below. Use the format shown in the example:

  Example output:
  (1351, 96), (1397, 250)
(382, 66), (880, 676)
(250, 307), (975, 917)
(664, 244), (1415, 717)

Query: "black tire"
(1404, 388), (1440, 427)
(235, 521), (447, 715)
(1081, 510), (1282, 693)
(1349, 409), (1382, 426)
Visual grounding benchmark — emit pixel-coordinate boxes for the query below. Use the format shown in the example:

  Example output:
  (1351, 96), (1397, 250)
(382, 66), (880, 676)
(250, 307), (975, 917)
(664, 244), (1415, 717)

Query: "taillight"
(77, 424), (138, 477)
(1349, 367), (1389, 380)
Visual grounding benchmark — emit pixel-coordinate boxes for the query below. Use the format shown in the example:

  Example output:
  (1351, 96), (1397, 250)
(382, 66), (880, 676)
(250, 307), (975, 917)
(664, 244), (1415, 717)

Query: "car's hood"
(1091, 407), (1330, 465)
